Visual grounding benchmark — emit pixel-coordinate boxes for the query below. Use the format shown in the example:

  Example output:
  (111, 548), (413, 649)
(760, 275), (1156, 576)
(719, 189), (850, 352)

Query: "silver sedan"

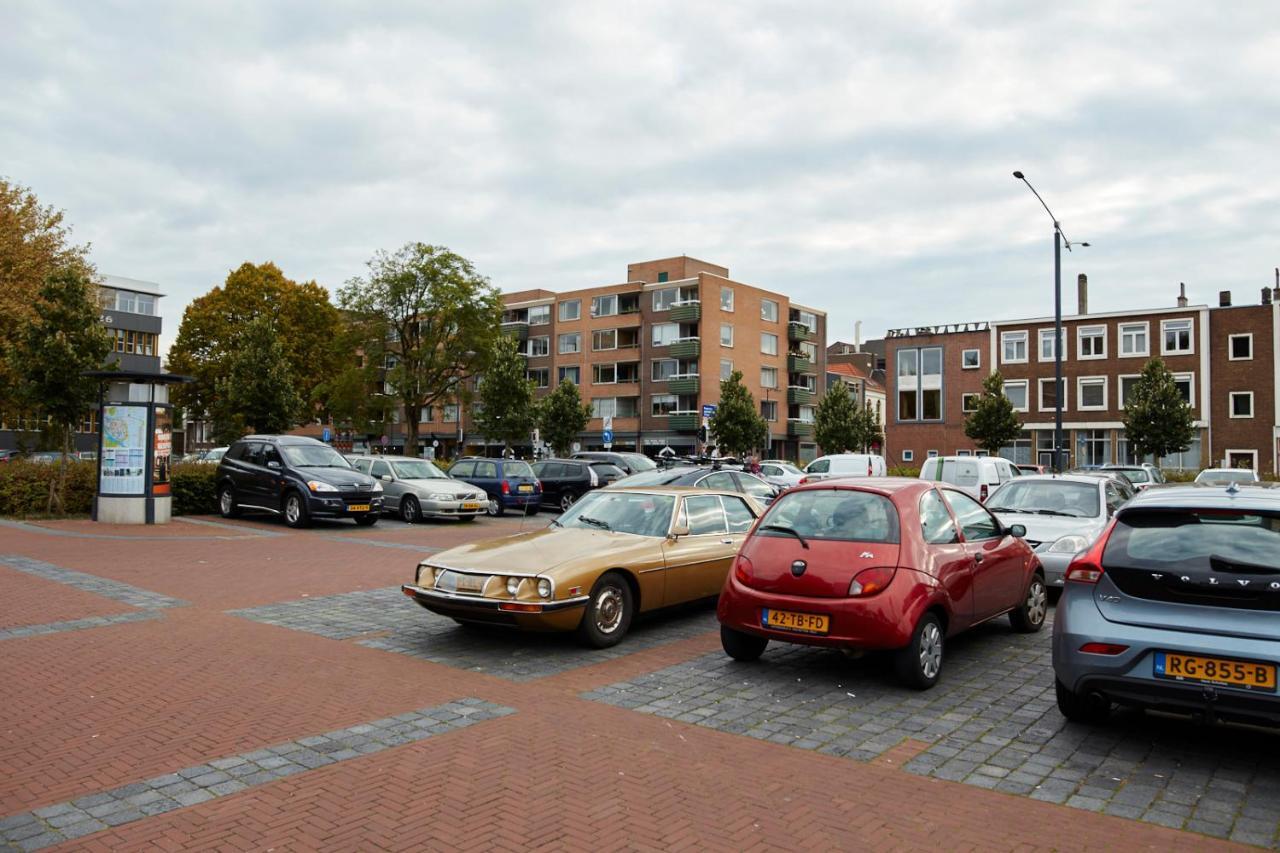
(351, 456), (488, 523)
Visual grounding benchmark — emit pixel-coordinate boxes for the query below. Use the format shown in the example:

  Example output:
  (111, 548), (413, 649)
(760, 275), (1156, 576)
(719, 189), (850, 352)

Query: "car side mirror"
(380, 474), (394, 482)
(1008, 523), (1026, 538)
(669, 522), (690, 539)
(267, 460), (281, 470)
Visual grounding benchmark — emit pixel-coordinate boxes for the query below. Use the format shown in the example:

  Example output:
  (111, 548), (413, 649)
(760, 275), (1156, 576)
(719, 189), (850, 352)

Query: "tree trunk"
(402, 399), (418, 458)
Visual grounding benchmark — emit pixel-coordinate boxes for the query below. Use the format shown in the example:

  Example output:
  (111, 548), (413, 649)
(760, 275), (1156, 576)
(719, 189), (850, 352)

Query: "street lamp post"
(1012, 171), (1089, 473)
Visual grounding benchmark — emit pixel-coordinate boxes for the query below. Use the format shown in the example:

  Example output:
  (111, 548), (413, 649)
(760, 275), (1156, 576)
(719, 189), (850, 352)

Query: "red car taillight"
(847, 567), (895, 597)
(733, 554), (754, 586)
(1064, 519), (1117, 584)
(501, 480), (511, 495)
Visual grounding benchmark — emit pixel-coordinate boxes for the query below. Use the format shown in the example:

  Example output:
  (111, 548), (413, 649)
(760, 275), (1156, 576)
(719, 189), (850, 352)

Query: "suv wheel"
(721, 625), (768, 662)
(576, 572), (634, 649)
(1010, 573), (1048, 633)
(894, 612), (943, 690)
(1055, 679), (1111, 724)
(218, 485), (239, 518)
(560, 492), (576, 513)
(283, 491), (311, 529)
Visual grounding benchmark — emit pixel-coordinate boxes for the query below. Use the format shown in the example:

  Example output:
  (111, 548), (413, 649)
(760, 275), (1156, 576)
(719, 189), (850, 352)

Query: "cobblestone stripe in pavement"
(0, 610), (160, 641)
(230, 586), (719, 682)
(0, 698), (514, 852)
(583, 622), (1280, 848)
(0, 555), (187, 609)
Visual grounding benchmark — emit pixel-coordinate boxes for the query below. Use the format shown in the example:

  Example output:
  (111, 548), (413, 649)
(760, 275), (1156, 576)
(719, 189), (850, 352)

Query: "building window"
(1078, 377), (1107, 410)
(1119, 322), (1149, 357)
(720, 324), (734, 347)
(420, 406), (434, 422)
(896, 346), (942, 421)
(896, 349), (918, 420)
(1162, 318), (1194, 355)
(657, 272), (669, 283)
(528, 305), (550, 326)
(761, 367), (778, 388)
(902, 449), (915, 462)
(652, 394), (692, 416)
(593, 363), (617, 384)
(558, 300), (580, 322)
(1230, 391), (1254, 418)
(1174, 373), (1194, 406)
(927, 450), (939, 459)
(591, 294), (618, 317)
(761, 299), (779, 322)
(998, 432), (1033, 465)
(1229, 334), (1253, 360)
(1001, 331), (1028, 364)
(527, 368), (550, 388)
(797, 405), (815, 423)
(592, 329), (617, 351)
(1038, 328), (1066, 362)
(1004, 380), (1029, 412)
(1076, 430), (1111, 467)
(443, 405), (459, 423)
(1118, 375), (1139, 407)
(961, 349), (980, 369)
(1038, 377), (1066, 412)
(962, 393), (979, 413)
(557, 333), (580, 354)
(1078, 325), (1106, 359)
(558, 366), (580, 385)
(956, 449), (972, 457)
(720, 287), (734, 312)
(591, 398), (617, 418)
(761, 332), (778, 355)
(761, 400), (778, 422)
(720, 359), (733, 380)
(527, 336), (550, 357)
(652, 284), (698, 311)
(651, 323), (679, 346)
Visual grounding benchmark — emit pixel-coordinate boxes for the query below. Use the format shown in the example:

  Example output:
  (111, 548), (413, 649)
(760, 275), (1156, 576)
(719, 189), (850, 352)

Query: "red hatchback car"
(716, 478), (1048, 689)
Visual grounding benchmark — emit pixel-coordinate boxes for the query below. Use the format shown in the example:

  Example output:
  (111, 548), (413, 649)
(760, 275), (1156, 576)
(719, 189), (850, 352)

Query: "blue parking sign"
(322, 427), (331, 442)
(702, 404), (717, 419)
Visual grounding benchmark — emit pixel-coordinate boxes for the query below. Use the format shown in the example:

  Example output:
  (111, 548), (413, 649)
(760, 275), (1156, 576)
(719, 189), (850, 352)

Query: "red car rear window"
(757, 488), (899, 543)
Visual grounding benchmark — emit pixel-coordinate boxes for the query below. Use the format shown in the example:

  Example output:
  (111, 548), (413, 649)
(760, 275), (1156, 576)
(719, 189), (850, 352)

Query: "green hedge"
(887, 465), (921, 478)
(170, 463), (219, 516)
(0, 460), (97, 517)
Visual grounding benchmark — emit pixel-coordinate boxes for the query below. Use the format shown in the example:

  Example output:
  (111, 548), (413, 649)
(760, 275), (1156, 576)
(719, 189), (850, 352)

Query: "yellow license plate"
(1156, 652), (1276, 692)
(462, 502), (481, 510)
(762, 609), (829, 635)
(348, 504), (371, 513)
(518, 484), (533, 493)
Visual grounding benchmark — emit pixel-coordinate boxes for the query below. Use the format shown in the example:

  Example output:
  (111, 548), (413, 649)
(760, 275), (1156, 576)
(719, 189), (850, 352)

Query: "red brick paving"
(0, 517), (1254, 852)
(0, 564), (134, 629)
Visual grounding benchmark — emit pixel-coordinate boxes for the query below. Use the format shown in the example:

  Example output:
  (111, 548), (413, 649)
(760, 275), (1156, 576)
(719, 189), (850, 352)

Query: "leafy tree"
(710, 370), (767, 458)
(209, 315), (303, 444)
(1122, 357), (1195, 461)
(538, 380), (591, 456)
(851, 400), (884, 453)
(964, 371), (1023, 455)
(474, 334), (538, 452)
(0, 178), (95, 414)
(338, 243), (502, 458)
(814, 380), (859, 453)
(167, 262), (341, 427)
(10, 267), (111, 512)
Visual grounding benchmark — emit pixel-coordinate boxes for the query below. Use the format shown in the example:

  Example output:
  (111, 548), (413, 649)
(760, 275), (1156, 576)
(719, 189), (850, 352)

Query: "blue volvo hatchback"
(1053, 483), (1280, 727)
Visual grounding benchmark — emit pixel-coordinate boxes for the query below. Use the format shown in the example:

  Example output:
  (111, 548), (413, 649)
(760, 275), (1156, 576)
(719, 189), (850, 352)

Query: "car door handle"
(974, 552), (985, 564)
(721, 538), (736, 545)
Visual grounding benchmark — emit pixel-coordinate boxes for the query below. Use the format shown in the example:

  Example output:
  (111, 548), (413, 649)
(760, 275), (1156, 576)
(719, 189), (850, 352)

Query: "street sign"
(322, 427), (331, 442)
(602, 429), (614, 446)
(572, 441), (581, 453)
(380, 434), (389, 447)
(702, 404), (717, 419)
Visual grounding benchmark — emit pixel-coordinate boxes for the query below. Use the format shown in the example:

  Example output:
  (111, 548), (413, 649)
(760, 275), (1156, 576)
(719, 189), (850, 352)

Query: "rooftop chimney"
(1177, 283), (1188, 307)
(1274, 267), (1279, 302)
(854, 320), (862, 352)
(1219, 290), (1232, 307)
(1077, 274), (1088, 315)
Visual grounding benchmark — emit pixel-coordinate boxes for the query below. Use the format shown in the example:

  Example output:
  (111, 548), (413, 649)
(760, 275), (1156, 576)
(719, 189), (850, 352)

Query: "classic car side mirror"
(1008, 523), (1027, 538)
(669, 522), (690, 539)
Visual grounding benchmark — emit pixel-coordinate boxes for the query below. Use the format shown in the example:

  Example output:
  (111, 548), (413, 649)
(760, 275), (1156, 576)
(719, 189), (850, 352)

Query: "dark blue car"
(447, 457), (541, 516)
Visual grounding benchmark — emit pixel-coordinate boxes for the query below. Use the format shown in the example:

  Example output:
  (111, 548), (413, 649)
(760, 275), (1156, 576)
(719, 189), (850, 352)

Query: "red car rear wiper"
(761, 524), (809, 550)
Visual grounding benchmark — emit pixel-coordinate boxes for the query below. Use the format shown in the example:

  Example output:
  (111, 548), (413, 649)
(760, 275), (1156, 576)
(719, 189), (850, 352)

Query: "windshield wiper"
(761, 524), (809, 549)
(579, 516), (611, 531)
(548, 518), (563, 528)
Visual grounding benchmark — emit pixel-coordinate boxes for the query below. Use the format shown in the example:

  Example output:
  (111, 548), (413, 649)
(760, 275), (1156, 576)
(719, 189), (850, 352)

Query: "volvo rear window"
(1106, 510), (1280, 573)
(757, 488), (899, 543)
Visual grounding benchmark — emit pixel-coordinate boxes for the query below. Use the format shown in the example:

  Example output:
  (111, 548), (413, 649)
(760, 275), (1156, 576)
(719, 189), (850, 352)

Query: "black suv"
(216, 435), (383, 528)
(532, 458), (625, 512)
(570, 451), (657, 476)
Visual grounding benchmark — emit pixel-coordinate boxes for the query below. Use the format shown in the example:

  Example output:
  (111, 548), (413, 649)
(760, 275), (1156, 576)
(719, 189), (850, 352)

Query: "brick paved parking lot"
(0, 512), (1273, 851)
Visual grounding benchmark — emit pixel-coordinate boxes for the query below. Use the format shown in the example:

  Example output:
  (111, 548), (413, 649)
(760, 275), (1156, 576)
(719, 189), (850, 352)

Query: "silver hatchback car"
(1053, 484), (1280, 727)
(350, 455), (488, 523)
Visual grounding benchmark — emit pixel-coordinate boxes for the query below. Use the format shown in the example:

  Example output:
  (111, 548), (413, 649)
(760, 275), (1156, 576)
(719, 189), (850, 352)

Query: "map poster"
(152, 407), (172, 496)
(100, 405), (148, 495)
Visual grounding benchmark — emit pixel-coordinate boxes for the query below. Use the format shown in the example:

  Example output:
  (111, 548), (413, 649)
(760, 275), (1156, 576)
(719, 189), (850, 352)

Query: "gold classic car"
(401, 487), (763, 647)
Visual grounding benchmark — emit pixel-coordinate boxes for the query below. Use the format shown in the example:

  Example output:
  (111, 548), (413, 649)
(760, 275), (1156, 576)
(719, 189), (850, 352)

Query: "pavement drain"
(582, 620), (1280, 848)
(0, 555), (187, 610)
(0, 698), (514, 851)
(229, 586), (719, 681)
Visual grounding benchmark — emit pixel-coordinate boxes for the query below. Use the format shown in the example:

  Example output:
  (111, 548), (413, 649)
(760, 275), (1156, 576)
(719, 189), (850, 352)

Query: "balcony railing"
(670, 301), (702, 323)
(668, 411), (700, 432)
(668, 337), (701, 359)
(788, 322), (815, 343)
(787, 386), (814, 405)
(787, 419), (814, 437)
(667, 374), (700, 395)
(787, 353), (812, 373)
(501, 320), (529, 342)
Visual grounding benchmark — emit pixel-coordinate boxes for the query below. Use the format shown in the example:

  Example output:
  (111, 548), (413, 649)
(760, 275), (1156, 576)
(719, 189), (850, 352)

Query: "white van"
(801, 453), (887, 482)
(918, 455), (1018, 502)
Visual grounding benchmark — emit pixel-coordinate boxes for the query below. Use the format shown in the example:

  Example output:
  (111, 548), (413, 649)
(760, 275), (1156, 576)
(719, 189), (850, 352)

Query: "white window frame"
(720, 287), (734, 312)
(760, 367), (778, 389)
(527, 336), (550, 357)
(558, 299), (580, 322)
(1038, 328), (1067, 362)
(956, 449), (972, 457)
(1117, 373), (1140, 408)
(761, 400), (778, 422)
(558, 366), (581, 385)
(926, 450), (939, 459)
(1038, 377), (1067, 412)
(1228, 333), (1253, 361)
(1077, 376), (1108, 411)
(961, 348), (980, 369)
(527, 305), (551, 326)
(1001, 331), (1028, 364)
(760, 299), (779, 322)
(1003, 380), (1029, 413)
(761, 332), (778, 356)
(961, 392), (980, 413)
(720, 359), (733, 380)
(592, 329), (618, 351)
(1173, 372), (1195, 408)
(1161, 318), (1195, 356)
(591, 294), (618, 318)
(557, 333), (581, 355)
(720, 323), (734, 348)
(1118, 322), (1149, 358)
(901, 449), (915, 462)
(1077, 325), (1107, 360)
(1229, 391), (1255, 419)
(1225, 449), (1259, 471)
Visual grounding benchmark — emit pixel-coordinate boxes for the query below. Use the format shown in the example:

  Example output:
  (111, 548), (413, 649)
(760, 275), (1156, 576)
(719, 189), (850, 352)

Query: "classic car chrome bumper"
(400, 584), (589, 613)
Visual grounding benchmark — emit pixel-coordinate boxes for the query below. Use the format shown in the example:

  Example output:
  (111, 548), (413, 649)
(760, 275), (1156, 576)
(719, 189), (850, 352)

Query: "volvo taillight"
(1064, 519), (1117, 584)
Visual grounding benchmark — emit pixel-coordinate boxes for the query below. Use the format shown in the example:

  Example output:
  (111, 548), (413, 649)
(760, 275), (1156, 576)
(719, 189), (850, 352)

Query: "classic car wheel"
(283, 492), (311, 529)
(354, 513), (379, 527)
(486, 498), (505, 517)
(560, 493), (576, 512)
(721, 625), (768, 662)
(576, 572), (634, 649)
(1010, 573), (1047, 633)
(400, 496), (420, 523)
(895, 613), (943, 690)
(218, 486), (239, 518)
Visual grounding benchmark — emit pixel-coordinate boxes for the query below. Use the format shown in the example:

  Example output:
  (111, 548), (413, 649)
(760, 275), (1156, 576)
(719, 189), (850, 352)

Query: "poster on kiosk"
(99, 405), (148, 495)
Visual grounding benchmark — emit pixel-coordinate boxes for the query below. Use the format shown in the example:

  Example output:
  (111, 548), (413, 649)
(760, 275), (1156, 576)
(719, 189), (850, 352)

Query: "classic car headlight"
(415, 563), (434, 585)
(537, 578), (552, 599)
(506, 577), (521, 596)
(1048, 534), (1090, 554)
(370, 481), (383, 492)
(307, 480), (338, 493)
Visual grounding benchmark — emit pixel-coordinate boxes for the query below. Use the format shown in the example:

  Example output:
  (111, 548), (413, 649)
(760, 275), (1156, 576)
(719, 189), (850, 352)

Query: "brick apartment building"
(395, 256), (828, 462)
(885, 277), (1280, 474)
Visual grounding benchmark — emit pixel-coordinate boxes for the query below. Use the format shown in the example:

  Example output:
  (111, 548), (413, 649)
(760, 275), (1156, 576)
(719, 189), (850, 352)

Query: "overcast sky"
(4, 2), (1278, 355)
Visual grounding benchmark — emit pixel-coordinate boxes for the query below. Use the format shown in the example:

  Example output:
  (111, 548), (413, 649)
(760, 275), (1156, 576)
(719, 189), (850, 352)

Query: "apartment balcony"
(787, 353), (812, 373)
(669, 301), (702, 323)
(787, 386), (813, 405)
(787, 419), (814, 437)
(667, 375), (700, 395)
(501, 321), (529, 342)
(669, 338), (701, 359)
(668, 412), (700, 432)
(788, 322), (815, 343)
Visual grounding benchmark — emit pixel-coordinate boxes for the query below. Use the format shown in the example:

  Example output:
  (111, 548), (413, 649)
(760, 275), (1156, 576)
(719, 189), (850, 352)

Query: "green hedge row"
(170, 464), (219, 516)
(0, 461), (97, 516)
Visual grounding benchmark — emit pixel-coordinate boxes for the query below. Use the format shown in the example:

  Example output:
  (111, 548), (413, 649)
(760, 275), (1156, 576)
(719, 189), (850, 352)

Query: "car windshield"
(281, 445), (351, 468)
(392, 460), (447, 479)
(556, 491), (675, 537)
(1196, 470), (1256, 484)
(1105, 509), (1280, 573)
(778, 463), (803, 476)
(206, 449), (226, 461)
(504, 461), (535, 478)
(757, 488), (899, 543)
(985, 481), (1100, 518)
(1108, 467), (1149, 483)
(611, 468), (688, 487)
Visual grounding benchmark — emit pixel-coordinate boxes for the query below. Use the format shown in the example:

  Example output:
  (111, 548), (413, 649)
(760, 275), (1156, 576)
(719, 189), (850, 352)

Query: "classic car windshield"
(986, 481), (1099, 518)
(557, 491), (675, 537)
(281, 445), (351, 468)
(392, 460), (447, 479)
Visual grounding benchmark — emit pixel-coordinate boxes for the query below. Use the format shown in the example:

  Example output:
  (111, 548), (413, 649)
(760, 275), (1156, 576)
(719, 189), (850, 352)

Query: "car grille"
(455, 493), (474, 500)
(435, 570), (490, 596)
(340, 483), (373, 494)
